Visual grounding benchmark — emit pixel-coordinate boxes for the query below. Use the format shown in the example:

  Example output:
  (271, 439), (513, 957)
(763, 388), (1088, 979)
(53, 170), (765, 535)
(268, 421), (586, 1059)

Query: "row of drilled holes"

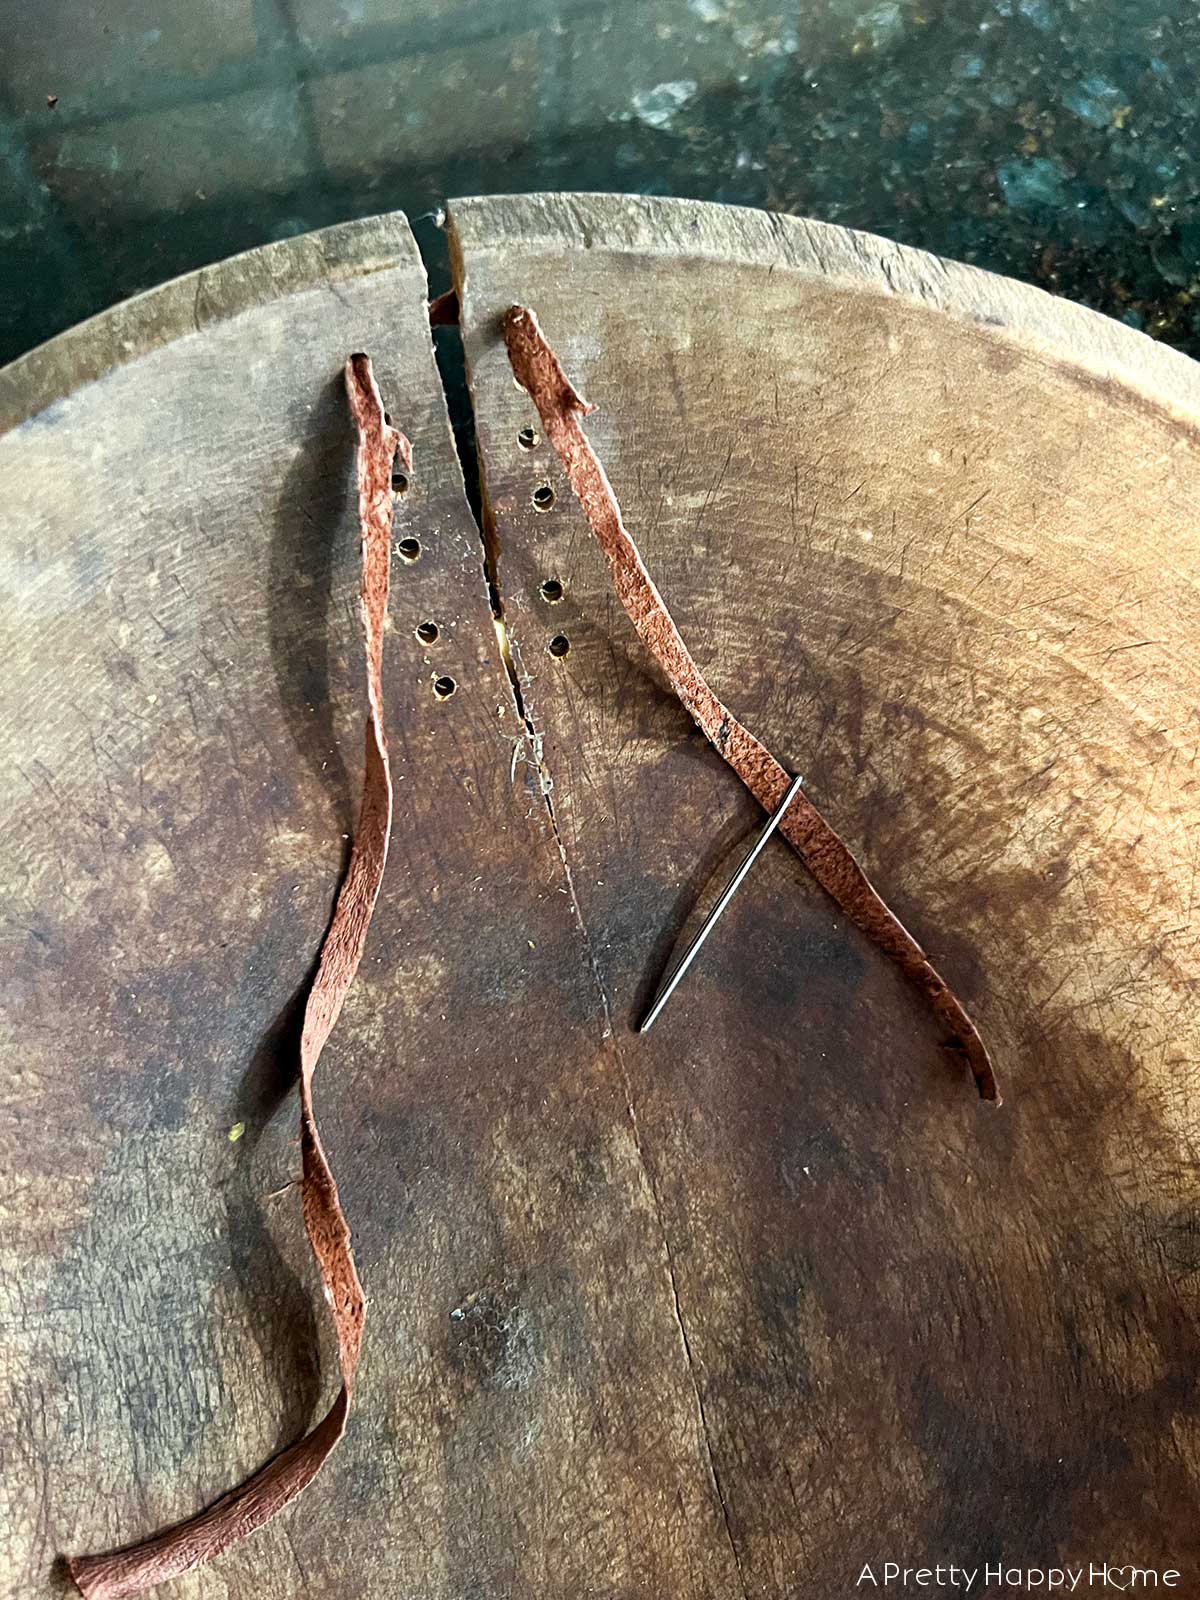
(400, 425), (572, 702)
(390, 471), (457, 698)
(534, 465), (565, 655)
(521, 426), (558, 509)
(522, 427), (569, 658)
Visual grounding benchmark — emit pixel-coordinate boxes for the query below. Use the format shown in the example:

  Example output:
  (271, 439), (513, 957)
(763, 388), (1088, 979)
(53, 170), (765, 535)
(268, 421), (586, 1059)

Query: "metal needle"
(638, 772), (806, 1034)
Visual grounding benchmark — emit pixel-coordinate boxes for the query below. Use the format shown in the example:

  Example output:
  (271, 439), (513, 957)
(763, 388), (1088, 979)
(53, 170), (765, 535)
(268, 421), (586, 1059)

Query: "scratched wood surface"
(0, 193), (1197, 1598)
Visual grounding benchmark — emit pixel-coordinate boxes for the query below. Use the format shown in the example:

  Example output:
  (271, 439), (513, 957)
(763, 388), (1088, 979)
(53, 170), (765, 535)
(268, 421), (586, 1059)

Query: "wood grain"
(450, 193), (1200, 1593)
(2, 192), (1198, 1596)
(0, 208), (741, 1599)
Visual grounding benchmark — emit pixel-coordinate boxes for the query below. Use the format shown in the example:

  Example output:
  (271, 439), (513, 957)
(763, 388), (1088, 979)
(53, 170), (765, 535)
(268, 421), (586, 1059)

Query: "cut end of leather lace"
(503, 303), (999, 1107)
(67, 356), (406, 1599)
(504, 305), (596, 417)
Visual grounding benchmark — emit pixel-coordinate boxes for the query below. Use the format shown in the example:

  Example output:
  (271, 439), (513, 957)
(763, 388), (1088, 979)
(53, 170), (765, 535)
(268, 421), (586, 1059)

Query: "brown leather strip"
(68, 355), (407, 1599)
(503, 305), (999, 1104)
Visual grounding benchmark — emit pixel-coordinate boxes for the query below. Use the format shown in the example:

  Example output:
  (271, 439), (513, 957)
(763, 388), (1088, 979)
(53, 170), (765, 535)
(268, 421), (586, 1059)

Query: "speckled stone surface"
(2, 0), (1198, 366)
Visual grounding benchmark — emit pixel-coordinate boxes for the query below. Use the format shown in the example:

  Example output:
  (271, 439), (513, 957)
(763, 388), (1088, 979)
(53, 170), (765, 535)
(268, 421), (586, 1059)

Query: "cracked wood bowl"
(2, 194), (1198, 1597)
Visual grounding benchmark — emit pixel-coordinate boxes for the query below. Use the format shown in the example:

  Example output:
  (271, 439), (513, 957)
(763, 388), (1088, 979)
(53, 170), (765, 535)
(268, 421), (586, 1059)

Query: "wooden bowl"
(3, 194), (1197, 1596)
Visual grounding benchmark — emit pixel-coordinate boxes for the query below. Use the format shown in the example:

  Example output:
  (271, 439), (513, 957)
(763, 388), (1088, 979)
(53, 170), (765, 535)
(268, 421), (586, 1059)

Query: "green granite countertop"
(2, 0), (1198, 367)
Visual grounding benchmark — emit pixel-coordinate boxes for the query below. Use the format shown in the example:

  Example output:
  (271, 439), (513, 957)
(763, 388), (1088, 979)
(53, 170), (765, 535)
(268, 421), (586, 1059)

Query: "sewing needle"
(638, 772), (806, 1034)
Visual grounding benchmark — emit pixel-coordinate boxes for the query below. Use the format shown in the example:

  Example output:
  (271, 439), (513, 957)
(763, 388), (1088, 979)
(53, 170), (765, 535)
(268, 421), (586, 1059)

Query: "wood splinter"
(67, 355), (407, 1599)
(502, 303), (999, 1105)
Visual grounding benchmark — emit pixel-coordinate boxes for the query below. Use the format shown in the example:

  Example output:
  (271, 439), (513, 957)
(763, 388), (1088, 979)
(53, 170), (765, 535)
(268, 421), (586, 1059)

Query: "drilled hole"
(397, 537), (421, 562)
(415, 620), (439, 644)
(518, 426), (539, 450)
(392, 469), (409, 495)
(539, 578), (563, 603)
(532, 484), (555, 512)
(548, 634), (571, 658)
(433, 675), (457, 700)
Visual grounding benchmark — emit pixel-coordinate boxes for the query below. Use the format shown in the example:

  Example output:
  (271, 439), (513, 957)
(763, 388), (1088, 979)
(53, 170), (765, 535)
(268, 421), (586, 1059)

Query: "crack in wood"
(613, 1038), (751, 1600)
(501, 301), (999, 1104)
(438, 225), (747, 1593)
(425, 242), (613, 1039)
